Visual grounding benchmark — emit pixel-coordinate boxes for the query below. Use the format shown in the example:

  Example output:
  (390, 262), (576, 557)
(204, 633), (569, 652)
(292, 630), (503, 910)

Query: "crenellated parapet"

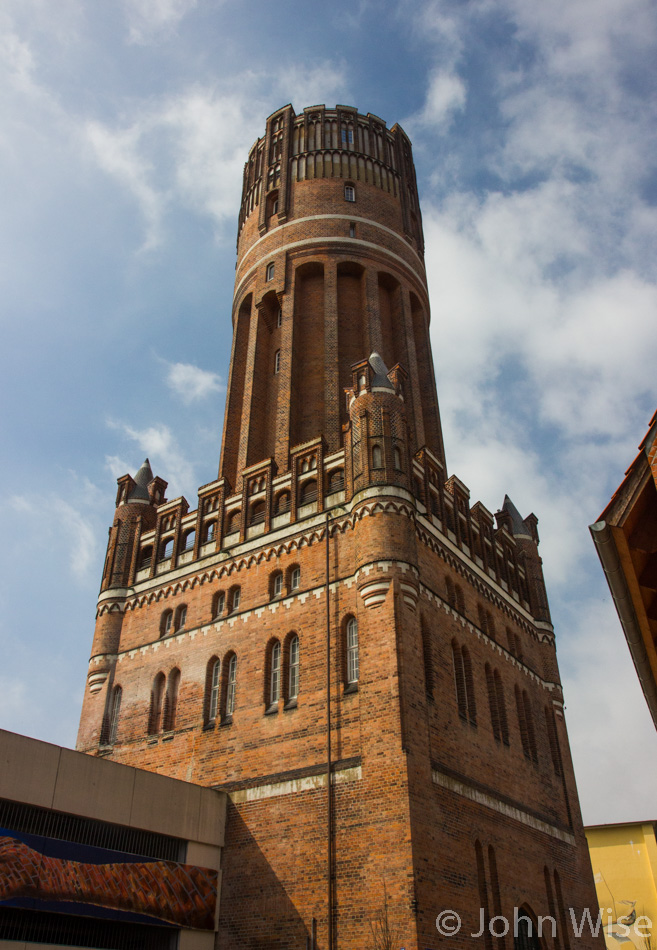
(238, 104), (423, 254)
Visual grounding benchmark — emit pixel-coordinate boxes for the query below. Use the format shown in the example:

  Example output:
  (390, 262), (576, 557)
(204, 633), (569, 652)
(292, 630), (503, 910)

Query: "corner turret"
(497, 494), (551, 625)
(101, 460), (168, 593)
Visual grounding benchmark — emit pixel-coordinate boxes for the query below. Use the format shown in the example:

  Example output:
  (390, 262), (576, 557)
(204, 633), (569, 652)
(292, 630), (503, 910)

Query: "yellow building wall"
(586, 823), (657, 950)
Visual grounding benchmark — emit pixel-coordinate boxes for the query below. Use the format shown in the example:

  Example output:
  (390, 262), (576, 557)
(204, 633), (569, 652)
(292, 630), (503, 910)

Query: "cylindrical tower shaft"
(219, 104), (445, 490)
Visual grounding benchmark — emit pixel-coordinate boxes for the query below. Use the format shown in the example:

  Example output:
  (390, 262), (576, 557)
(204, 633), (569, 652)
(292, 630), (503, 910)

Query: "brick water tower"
(78, 104), (602, 949)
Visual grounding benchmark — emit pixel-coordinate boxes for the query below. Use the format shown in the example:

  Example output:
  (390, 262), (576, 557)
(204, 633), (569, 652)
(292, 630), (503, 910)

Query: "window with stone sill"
(287, 634), (299, 704)
(206, 657), (220, 725)
(174, 604), (187, 631)
(212, 591), (225, 619)
(224, 653), (237, 719)
(160, 610), (173, 639)
(271, 571), (283, 599)
(345, 616), (359, 686)
(229, 586), (241, 613)
(269, 641), (281, 707)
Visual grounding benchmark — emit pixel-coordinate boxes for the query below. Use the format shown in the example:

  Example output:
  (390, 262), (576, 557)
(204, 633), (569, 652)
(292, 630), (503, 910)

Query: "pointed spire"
(128, 458), (153, 503)
(502, 494), (532, 540)
(369, 352), (394, 391)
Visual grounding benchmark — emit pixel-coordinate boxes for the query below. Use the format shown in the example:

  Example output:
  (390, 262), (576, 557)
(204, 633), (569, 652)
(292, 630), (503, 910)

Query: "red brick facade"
(77, 105), (602, 949)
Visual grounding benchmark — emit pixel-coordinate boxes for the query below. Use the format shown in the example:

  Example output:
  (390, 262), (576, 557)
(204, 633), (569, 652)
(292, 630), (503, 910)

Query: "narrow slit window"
(346, 617), (359, 684)
(266, 262), (275, 281)
(226, 655), (237, 717)
(274, 349), (281, 374)
(288, 635), (299, 700)
(208, 659), (220, 722)
(108, 686), (122, 745)
(270, 641), (281, 705)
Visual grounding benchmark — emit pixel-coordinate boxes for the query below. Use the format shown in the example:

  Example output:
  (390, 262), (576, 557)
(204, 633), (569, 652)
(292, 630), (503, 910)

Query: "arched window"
(446, 576), (456, 608)
(393, 445), (402, 470)
(328, 469), (344, 493)
(371, 444), (383, 469)
(159, 537), (174, 561)
(288, 634), (299, 702)
(452, 641), (476, 726)
(274, 350), (281, 374)
(203, 521), (216, 544)
(174, 604), (187, 631)
(250, 500), (266, 526)
(182, 530), (195, 552)
(229, 586), (241, 613)
(212, 591), (225, 619)
(486, 665), (509, 745)
(474, 840), (492, 950)
(545, 705), (562, 776)
(148, 673), (166, 735)
(276, 491), (291, 514)
(266, 262), (275, 281)
(421, 618), (433, 698)
(102, 685), (122, 746)
(289, 565), (300, 591)
(139, 546), (153, 570)
(271, 570), (283, 599)
(507, 627), (523, 661)
(163, 668), (180, 731)
(344, 183), (356, 202)
(514, 910), (542, 950)
(455, 584), (465, 614)
(206, 658), (220, 724)
(515, 686), (538, 764)
(269, 641), (281, 706)
(224, 653), (237, 718)
(160, 609), (173, 638)
(346, 617), (359, 685)
(300, 479), (317, 505)
(226, 510), (240, 535)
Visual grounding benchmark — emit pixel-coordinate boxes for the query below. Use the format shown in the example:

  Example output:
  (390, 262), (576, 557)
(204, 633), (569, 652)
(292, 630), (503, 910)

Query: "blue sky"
(1, 0), (657, 824)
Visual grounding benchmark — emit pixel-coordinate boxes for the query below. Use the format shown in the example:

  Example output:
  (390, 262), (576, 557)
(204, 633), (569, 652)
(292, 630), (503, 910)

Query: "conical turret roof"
(502, 494), (532, 539)
(128, 458), (153, 503)
(369, 352), (395, 391)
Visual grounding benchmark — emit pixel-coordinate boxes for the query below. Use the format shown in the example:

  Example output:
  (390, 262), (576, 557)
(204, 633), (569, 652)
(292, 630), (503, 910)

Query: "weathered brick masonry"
(77, 105), (602, 949)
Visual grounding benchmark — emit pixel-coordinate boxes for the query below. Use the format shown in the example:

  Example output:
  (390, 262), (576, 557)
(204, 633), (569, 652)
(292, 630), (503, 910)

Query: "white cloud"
(562, 597), (657, 824)
(85, 120), (166, 251)
(415, 70), (466, 128)
(123, 0), (199, 44)
(108, 420), (195, 498)
(412, 0), (657, 823)
(83, 65), (352, 249)
(105, 454), (132, 480)
(166, 360), (224, 404)
(9, 492), (100, 583)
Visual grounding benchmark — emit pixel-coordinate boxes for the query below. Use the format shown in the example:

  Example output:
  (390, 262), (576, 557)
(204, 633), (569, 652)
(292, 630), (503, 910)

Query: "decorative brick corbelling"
(95, 489), (543, 641)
